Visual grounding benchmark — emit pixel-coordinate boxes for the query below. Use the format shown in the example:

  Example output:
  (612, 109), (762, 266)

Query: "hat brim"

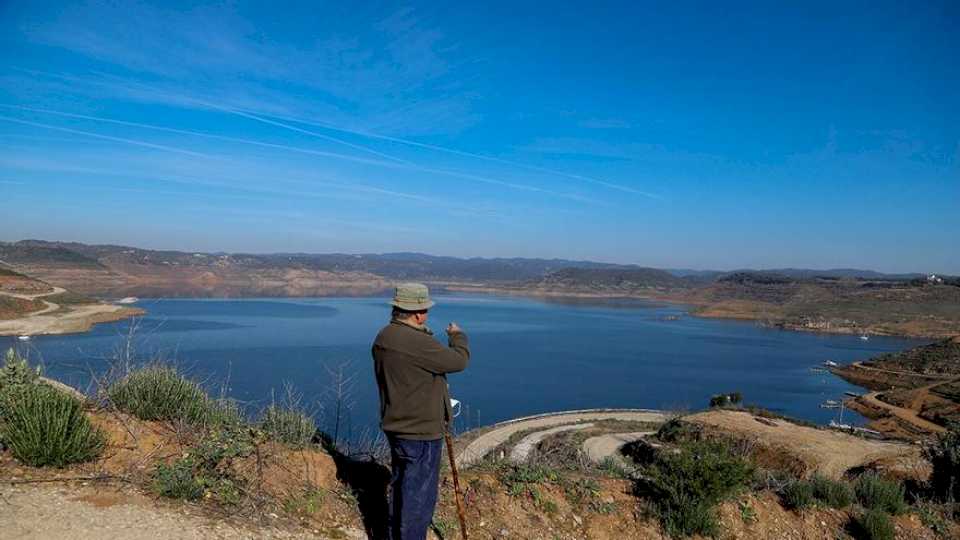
(390, 299), (435, 311)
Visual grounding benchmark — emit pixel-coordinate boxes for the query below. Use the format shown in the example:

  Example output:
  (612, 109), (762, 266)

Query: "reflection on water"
(2, 295), (927, 438)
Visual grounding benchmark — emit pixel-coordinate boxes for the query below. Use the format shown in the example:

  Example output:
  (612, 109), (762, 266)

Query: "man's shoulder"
(374, 321), (423, 346)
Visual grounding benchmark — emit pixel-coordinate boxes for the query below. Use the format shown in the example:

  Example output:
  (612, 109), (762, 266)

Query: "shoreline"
(0, 304), (144, 337)
(439, 283), (956, 339)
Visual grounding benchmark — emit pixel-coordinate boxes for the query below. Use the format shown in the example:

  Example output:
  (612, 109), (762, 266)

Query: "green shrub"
(0, 383), (105, 467)
(152, 458), (204, 500)
(659, 495), (719, 538)
(924, 425), (960, 502)
(107, 365), (241, 427)
(260, 405), (316, 447)
(709, 392), (743, 408)
(916, 502), (952, 539)
(810, 474), (854, 508)
(654, 418), (702, 444)
(636, 439), (754, 537)
(0, 348), (40, 391)
(855, 473), (907, 515)
(852, 509), (895, 540)
(782, 480), (816, 510)
(152, 423), (255, 504)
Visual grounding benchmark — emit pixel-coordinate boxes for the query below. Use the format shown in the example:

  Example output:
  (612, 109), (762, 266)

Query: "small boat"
(859, 335), (870, 341)
(823, 360), (839, 368)
(829, 420), (852, 430)
(844, 391), (862, 398)
(17, 335), (31, 341)
(820, 400), (841, 409)
(116, 297), (139, 304)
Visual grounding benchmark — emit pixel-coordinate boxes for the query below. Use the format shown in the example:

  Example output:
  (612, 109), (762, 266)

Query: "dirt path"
(844, 361), (955, 381)
(508, 423), (593, 463)
(582, 431), (655, 464)
(860, 391), (947, 434)
(1, 286), (67, 317)
(0, 483), (355, 540)
(456, 409), (669, 468)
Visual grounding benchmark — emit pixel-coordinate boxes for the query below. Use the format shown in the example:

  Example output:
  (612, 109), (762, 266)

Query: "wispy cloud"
(579, 117), (632, 129)
(15, 2), (479, 136)
(0, 102), (601, 203)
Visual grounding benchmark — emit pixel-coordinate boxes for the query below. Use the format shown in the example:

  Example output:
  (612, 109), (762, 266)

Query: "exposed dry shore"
(0, 285), (143, 336)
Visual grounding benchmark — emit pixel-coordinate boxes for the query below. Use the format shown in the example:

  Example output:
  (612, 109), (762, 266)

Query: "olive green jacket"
(372, 320), (470, 440)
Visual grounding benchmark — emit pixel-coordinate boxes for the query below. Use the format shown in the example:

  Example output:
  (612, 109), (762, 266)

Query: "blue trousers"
(386, 435), (442, 540)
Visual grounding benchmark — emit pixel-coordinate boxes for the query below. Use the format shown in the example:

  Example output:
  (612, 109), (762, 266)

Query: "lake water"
(1, 295), (927, 438)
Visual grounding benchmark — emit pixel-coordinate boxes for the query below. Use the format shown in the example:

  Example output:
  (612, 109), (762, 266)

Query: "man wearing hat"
(373, 283), (470, 540)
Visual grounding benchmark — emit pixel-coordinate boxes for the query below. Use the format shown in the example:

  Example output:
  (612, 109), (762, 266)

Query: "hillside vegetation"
(3, 347), (958, 539)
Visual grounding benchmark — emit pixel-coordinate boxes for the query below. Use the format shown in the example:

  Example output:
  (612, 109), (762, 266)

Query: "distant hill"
(0, 241), (106, 268)
(532, 267), (688, 290)
(1, 239), (948, 303)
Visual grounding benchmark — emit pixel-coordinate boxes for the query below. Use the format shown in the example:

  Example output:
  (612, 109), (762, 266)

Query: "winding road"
(1, 285), (67, 317)
(455, 409), (668, 468)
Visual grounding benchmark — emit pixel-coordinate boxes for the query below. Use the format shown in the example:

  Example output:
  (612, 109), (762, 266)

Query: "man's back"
(373, 320), (469, 440)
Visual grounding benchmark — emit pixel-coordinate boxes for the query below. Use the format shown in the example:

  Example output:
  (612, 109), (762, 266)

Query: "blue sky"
(0, 1), (957, 273)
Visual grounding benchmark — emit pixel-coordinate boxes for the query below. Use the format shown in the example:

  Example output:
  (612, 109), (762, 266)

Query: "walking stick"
(444, 429), (469, 540)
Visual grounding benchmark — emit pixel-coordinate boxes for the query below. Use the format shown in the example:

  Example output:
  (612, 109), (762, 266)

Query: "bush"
(260, 405), (316, 447)
(852, 509), (895, 540)
(856, 473), (907, 515)
(0, 383), (105, 467)
(810, 474), (854, 508)
(654, 418), (702, 444)
(659, 495), (719, 538)
(107, 366), (241, 427)
(153, 458), (204, 500)
(0, 348), (40, 391)
(152, 423), (256, 504)
(709, 392), (743, 408)
(782, 475), (853, 510)
(782, 481), (816, 510)
(924, 425), (960, 502)
(636, 439), (754, 537)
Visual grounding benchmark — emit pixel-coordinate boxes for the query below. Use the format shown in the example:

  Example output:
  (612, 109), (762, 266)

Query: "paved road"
(456, 409), (668, 468)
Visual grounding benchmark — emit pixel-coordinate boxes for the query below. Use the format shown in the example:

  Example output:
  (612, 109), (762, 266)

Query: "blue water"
(1, 295), (927, 436)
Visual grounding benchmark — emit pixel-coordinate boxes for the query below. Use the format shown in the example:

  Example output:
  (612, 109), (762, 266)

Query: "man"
(372, 283), (470, 540)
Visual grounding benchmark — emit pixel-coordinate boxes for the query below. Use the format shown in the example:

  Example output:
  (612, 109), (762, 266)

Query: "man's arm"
(410, 330), (470, 374)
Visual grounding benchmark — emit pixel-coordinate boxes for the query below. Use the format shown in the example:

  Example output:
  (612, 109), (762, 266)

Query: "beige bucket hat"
(390, 282), (435, 311)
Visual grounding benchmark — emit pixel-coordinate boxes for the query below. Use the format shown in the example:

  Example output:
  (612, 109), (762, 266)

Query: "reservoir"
(1, 295), (926, 438)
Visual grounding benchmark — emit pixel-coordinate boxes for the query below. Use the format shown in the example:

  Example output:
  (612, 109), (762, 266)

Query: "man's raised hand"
(446, 322), (462, 334)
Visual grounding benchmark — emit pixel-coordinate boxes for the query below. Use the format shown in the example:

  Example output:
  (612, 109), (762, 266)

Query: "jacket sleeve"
(410, 331), (470, 375)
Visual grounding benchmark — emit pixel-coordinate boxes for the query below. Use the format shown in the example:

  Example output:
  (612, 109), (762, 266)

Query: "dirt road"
(456, 409), (669, 468)
(859, 391), (948, 434)
(582, 431), (655, 464)
(844, 361), (955, 381)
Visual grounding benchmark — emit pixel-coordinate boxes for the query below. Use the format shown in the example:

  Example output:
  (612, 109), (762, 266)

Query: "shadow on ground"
(319, 434), (391, 539)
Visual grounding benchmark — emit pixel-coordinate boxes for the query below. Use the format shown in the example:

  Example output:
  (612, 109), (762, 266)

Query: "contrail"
(236, 109), (663, 199)
(9, 68), (628, 197)
(0, 156), (500, 218)
(1, 103), (595, 203)
(0, 115), (212, 158)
